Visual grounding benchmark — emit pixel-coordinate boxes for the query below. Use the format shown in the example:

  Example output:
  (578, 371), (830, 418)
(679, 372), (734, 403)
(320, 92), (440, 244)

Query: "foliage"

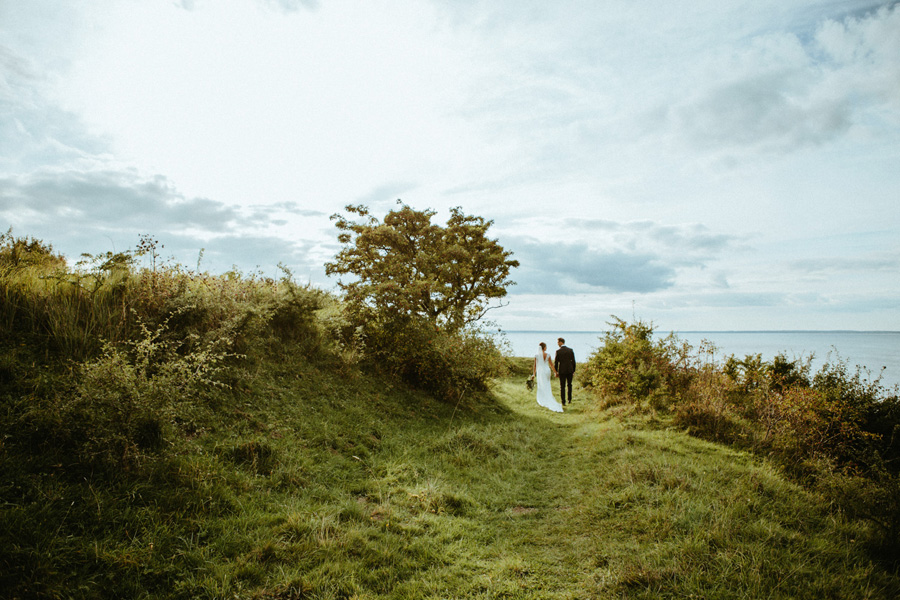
(579, 316), (693, 409)
(5, 321), (900, 598)
(324, 202), (515, 401)
(0, 230), (66, 269)
(359, 315), (506, 403)
(0, 232), (325, 362)
(325, 201), (519, 334)
(581, 317), (900, 558)
(5, 231), (900, 597)
(0, 232), (329, 472)
(66, 315), (236, 471)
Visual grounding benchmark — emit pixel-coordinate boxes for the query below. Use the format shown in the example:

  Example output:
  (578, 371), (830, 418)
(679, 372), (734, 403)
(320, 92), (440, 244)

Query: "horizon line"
(500, 329), (900, 334)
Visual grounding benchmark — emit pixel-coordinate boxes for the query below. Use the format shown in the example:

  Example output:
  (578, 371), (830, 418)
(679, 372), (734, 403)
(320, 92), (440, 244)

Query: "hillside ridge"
(3, 350), (899, 598)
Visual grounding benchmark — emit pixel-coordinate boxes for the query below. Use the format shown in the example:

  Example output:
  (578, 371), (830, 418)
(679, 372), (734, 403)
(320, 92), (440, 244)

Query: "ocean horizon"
(500, 330), (900, 390)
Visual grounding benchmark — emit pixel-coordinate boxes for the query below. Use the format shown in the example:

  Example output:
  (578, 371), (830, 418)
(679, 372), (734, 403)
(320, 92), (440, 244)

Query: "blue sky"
(2, 0), (898, 331)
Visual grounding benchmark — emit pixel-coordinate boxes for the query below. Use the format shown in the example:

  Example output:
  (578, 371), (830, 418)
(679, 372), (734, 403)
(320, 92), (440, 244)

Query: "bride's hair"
(539, 342), (546, 350)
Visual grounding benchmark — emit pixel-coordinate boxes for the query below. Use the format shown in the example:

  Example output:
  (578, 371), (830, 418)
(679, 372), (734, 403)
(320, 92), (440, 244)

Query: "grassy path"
(15, 358), (894, 599)
(382, 373), (896, 599)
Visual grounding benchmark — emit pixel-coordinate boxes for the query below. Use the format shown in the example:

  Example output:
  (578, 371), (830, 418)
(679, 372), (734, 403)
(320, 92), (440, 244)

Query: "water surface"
(501, 330), (900, 390)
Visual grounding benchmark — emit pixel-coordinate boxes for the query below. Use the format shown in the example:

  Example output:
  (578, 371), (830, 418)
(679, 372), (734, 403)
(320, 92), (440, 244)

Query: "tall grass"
(581, 316), (900, 561)
(0, 231), (327, 361)
(0, 232), (335, 598)
(3, 235), (900, 598)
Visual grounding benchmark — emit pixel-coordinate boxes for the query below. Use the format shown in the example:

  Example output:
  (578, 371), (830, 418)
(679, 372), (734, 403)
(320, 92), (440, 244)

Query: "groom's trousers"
(559, 373), (573, 403)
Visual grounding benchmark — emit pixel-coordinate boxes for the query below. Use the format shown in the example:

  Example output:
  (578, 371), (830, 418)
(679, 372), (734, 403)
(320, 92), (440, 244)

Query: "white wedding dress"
(534, 351), (564, 413)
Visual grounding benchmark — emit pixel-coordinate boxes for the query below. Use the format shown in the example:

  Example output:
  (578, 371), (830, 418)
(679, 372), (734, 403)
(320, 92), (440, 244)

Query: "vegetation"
(2, 230), (900, 598)
(324, 202), (515, 401)
(326, 202), (518, 333)
(582, 315), (900, 561)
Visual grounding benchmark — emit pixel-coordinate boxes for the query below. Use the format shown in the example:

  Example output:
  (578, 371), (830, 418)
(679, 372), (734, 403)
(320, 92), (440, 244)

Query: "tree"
(325, 201), (519, 333)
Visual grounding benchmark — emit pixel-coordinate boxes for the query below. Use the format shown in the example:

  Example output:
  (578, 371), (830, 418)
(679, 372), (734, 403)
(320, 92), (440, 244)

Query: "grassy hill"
(4, 349), (898, 598)
(2, 234), (898, 598)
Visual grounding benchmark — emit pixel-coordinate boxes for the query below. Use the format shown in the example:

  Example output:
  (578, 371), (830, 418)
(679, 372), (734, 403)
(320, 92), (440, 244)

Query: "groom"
(554, 337), (576, 405)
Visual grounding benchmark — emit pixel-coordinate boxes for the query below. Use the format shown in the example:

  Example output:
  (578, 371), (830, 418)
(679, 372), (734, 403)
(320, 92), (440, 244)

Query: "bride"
(533, 342), (564, 413)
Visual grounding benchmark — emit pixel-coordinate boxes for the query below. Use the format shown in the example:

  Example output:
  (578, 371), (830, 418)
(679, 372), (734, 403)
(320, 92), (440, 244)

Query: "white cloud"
(668, 4), (900, 159)
(261, 0), (320, 13)
(44, 0), (481, 212)
(1, 0), (899, 330)
(0, 168), (331, 275)
(504, 219), (741, 295)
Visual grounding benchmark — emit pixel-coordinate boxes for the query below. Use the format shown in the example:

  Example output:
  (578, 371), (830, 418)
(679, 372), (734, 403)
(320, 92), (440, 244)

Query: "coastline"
(499, 330), (900, 389)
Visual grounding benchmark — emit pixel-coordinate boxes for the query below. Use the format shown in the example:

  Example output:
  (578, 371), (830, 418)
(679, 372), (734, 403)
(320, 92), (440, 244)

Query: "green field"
(4, 351), (897, 599)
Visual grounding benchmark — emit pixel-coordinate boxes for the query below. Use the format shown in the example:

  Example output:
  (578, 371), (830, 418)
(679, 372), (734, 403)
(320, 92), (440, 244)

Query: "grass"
(6, 348), (898, 598)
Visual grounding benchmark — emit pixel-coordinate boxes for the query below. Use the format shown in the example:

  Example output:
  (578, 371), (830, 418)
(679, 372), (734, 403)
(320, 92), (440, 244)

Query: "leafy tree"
(325, 201), (519, 333)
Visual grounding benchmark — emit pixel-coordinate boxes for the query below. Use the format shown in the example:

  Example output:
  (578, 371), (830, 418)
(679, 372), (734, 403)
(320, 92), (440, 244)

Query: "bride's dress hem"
(534, 352), (564, 413)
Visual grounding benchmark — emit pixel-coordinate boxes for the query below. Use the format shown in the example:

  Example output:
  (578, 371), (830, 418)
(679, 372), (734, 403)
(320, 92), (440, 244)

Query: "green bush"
(18, 315), (234, 473)
(582, 317), (900, 560)
(581, 316), (692, 408)
(820, 461), (900, 559)
(358, 315), (505, 402)
(0, 232), (326, 364)
(1, 233), (330, 475)
(673, 399), (750, 446)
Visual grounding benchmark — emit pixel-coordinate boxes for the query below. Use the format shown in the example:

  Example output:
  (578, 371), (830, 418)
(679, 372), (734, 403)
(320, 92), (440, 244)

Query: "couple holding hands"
(532, 338), (576, 413)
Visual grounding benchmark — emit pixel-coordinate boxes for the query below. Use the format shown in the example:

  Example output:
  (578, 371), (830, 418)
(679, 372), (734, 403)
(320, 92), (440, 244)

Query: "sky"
(2, 0), (899, 332)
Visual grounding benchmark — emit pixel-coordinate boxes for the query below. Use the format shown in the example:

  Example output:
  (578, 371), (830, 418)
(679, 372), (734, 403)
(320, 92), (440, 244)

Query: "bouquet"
(525, 375), (535, 391)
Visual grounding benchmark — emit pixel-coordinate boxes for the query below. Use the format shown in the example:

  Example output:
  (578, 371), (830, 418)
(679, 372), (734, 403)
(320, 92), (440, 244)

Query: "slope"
(3, 350), (899, 599)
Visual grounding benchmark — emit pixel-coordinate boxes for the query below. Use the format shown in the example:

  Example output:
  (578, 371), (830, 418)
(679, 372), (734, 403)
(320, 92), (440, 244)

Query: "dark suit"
(554, 345), (576, 404)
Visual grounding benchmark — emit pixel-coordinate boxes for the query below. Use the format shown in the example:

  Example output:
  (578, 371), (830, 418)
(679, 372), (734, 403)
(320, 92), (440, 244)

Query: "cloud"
(1, 36), (328, 275)
(0, 168), (330, 275)
(1, 7), (339, 279)
(826, 294), (900, 313)
(263, 0), (320, 13)
(269, 201), (325, 217)
(669, 4), (900, 156)
(1, 43), (109, 174)
(567, 219), (738, 255)
(789, 253), (900, 274)
(508, 239), (673, 294)
(660, 291), (789, 309)
(504, 218), (741, 294)
(172, 232), (322, 276)
(0, 170), (328, 236)
(651, 223), (737, 254)
(354, 182), (420, 211)
(673, 71), (853, 152)
(0, 44), (35, 86)
(0, 170), (239, 232)
(245, 202), (325, 227)
(175, 1), (319, 14)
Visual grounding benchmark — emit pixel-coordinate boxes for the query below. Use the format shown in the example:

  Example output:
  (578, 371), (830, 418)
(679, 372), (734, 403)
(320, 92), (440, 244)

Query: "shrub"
(0, 230), (66, 270)
(57, 313), (235, 471)
(0, 233), (326, 363)
(821, 463), (900, 558)
(673, 399), (749, 445)
(583, 318), (900, 559)
(1, 233), (331, 476)
(581, 316), (693, 408)
(811, 358), (895, 465)
(359, 315), (505, 402)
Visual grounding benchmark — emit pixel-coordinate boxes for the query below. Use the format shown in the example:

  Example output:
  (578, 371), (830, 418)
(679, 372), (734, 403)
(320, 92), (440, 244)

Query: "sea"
(500, 330), (900, 391)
